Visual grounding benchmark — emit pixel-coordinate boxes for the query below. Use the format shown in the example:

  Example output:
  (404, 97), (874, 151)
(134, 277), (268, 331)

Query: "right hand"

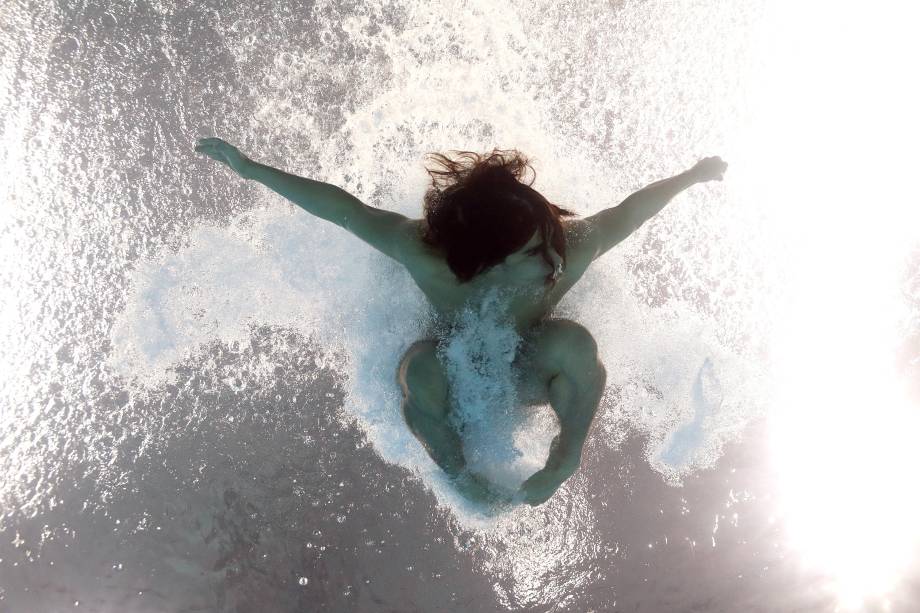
(195, 137), (254, 178)
(517, 463), (574, 506)
(689, 156), (728, 182)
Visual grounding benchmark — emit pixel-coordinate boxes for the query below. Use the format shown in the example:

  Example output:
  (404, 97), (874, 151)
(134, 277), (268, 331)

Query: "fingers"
(199, 151), (224, 162)
(194, 140), (215, 154)
(694, 155), (729, 181)
(195, 144), (228, 166)
(194, 143), (221, 157)
(194, 137), (230, 155)
(194, 137), (232, 165)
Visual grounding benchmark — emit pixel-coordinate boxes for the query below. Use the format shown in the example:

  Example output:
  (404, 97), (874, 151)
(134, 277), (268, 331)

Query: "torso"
(400, 219), (596, 337)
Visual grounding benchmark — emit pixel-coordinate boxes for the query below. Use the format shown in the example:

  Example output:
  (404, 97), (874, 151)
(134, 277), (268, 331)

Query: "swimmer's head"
(420, 148), (577, 285)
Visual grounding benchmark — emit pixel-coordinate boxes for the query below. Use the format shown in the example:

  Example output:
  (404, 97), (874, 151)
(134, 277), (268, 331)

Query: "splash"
(108, 198), (767, 509)
(435, 288), (558, 490)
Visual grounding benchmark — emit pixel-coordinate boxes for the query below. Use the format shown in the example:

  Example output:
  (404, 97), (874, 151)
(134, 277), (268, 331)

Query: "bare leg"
(397, 340), (510, 505)
(397, 321), (605, 507)
(516, 319), (607, 505)
(397, 340), (461, 474)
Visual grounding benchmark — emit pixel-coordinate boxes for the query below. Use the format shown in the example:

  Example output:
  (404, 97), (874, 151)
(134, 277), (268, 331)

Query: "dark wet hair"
(421, 148), (577, 286)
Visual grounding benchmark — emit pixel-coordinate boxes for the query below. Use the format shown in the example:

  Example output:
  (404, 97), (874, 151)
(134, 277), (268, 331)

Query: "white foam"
(436, 288), (558, 490)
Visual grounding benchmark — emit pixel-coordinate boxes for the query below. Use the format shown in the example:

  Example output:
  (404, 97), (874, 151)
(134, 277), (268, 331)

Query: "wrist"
(239, 159), (258, 180)
(682, 167), (704, 185)
(547, 456), (579, 480)
(543, 441), (581, 476)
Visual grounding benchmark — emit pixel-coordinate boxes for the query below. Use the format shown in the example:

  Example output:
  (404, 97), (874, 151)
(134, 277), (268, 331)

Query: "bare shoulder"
(398, 219), (444, 277)
(543, 218), (596, 297)
(400, 218), (591, 271)
(395, 218), (597, 308)
(561, 218), (598, 262)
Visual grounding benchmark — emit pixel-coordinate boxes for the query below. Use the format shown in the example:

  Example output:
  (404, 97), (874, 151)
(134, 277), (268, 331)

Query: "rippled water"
(2, 0), (919, 611)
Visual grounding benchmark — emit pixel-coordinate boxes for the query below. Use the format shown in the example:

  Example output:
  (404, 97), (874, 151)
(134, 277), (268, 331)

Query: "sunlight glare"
(755, 2), (920, 608)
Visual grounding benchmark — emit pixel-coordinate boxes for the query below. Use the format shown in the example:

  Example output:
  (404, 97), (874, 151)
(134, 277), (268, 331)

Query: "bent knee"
(534, 319), (603, 381)
(399, 340), (449, 409)
(543, 319), (599, 358)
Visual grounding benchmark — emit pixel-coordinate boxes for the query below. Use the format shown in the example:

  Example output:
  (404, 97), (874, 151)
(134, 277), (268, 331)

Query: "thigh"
(513, 318), (601, 404)
(397, 339), (450, 416)
(397, 340), (465, 470)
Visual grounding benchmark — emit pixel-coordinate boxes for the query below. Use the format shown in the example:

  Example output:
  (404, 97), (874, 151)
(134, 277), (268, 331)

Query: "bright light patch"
(755, 1), (920, 607)
(771, 311), (920, 607)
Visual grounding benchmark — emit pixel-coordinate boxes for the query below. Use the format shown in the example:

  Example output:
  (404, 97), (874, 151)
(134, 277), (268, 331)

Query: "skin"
(195, 137), (727, 507)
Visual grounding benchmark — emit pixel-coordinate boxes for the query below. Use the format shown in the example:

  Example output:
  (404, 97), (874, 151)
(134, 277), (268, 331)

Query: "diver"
(195, 137), (727, 507)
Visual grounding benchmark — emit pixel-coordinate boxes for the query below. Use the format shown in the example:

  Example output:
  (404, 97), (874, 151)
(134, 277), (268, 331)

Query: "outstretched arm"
(583, 156), (728, 261)
(194, 137), (419, 264)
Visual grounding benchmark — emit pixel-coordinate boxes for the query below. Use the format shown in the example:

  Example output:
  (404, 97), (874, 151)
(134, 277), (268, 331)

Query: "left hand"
(195, 137), (254, 178)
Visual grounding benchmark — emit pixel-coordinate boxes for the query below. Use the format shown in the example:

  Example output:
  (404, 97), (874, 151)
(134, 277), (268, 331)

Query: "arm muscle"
(583, 169), (698, 261)
(247, 161), (420, 265)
